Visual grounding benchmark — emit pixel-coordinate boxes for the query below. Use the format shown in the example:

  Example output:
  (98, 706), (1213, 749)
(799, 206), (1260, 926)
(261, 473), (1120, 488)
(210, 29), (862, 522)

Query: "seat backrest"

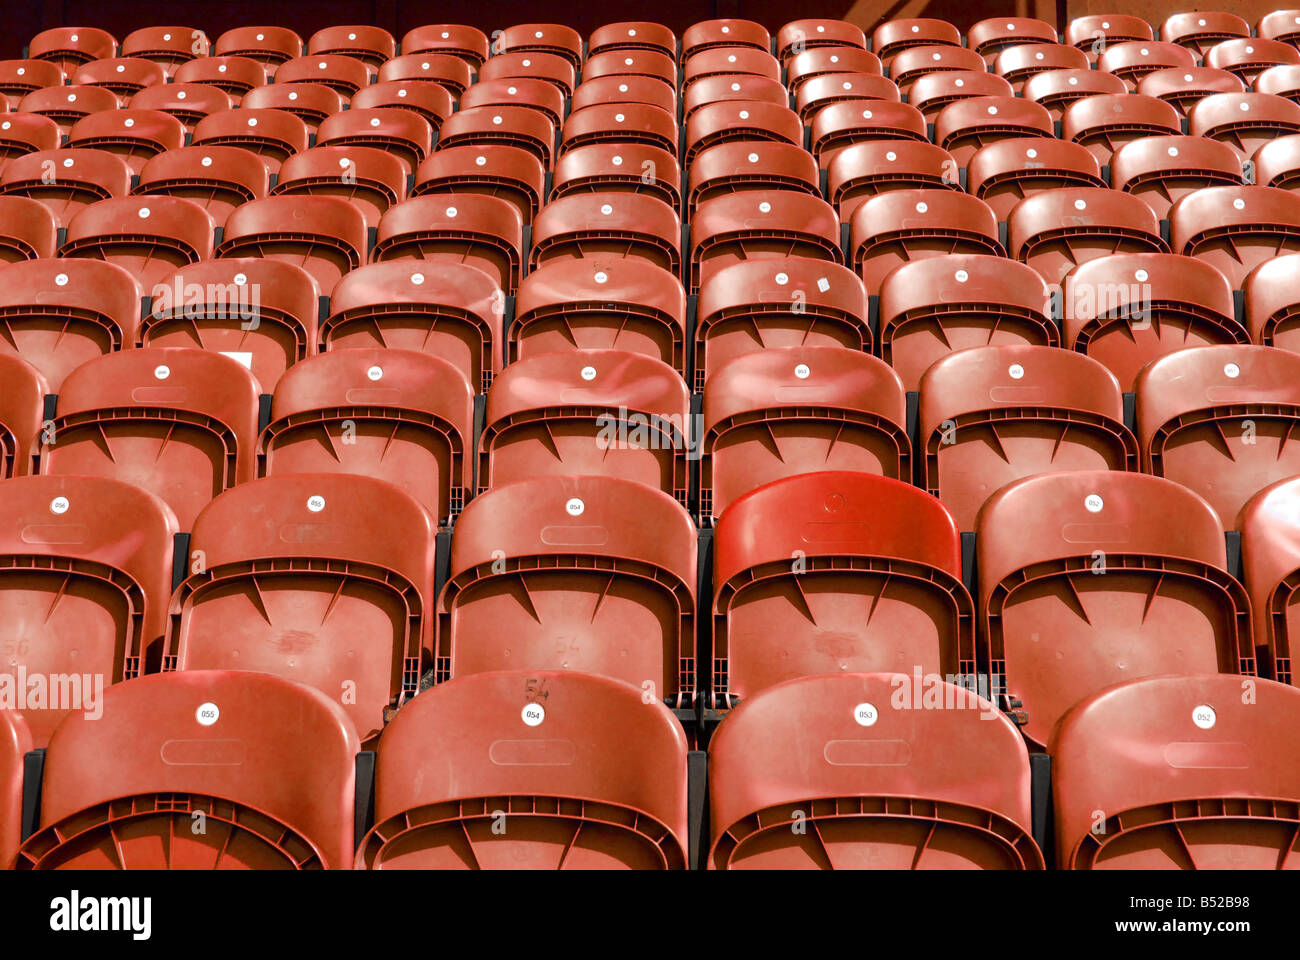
(1244, 252), (1300, 353)
(0, 707), (31, 869)
(1240, 476), (1300, 685)
(216, 195), (366, 297)
(134, 143), (268, 228)
(374, 193), (523, 294)
(690, 191), (839, 294)
(531, 191), (680, 276)
(1171, 185), (1300, 289)
(1109, 134), (1245, 220)
(61, 195), (213, 288)
(0, 148), (133, 230)
(0, 352), (47, 478)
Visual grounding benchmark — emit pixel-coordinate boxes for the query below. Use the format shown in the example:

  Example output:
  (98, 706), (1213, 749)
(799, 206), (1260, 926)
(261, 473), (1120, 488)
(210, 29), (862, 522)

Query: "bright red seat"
(191, 107), (309, 175)
(934, 96), (1054, 167)
(1162, 11), (1250, 58)
(65, 108), (185, 174)
(315, 107), (433, 178)
(71, 57), (167, 105)
(436, 105), (556, 170)
(400, 25), (489, 69)
(1021, 68), (1128, 124)
(683, 19), (769, 60)
(1097, 40), (1196, 90)
(0, 352), (47, 476)
(61, 196), (210, 288)
(377, 53), (471, 97)
(827, 141), (959, 222)
(532, 192), (679, 277)
(374, 194), (522, 295)
(690, 192), (838, 295)
(271, 145), (407, 230)
(173, 55), (268, 98)
(589, 21), (677, 58)
(564, 101), (678, 158)
(128, 83), (233, 134)
(1061, 93), (1182, 166)
(216, 195), (366, 297)
(0, 60), (64, 110)
(968, 138), (1105, 221)
(1244, 253), (1300, 353)
(1170, 185), (1300, 289)
(0, 113), (61, 172)
(239, 83), (342, 134)
(16, 85), (127, 140)
(214, 26), (304, 72)
(413, 144), (545, 227)
(554, 143), (681, 212)
(28, 27), (116, 75)
(1136, 65), (1244, 117)
(273, 54), (370, 98)
(969, 18), (1058, 66)
(1189, 92), (1300, 161)
(495, 23), (583, 69)
(993, 43), (1090, 95)
(0, 708), (30, 868)
(1109, 135), (1245, 220)
(1241, 476), (1300, 684)
(0, 148), (132, 227)
(306, 25), (395, 71)
(134, 144), (268, 228)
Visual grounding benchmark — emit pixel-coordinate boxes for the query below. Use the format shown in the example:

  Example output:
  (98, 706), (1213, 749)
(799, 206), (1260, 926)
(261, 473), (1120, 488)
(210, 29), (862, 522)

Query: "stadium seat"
(71, 57), (167, 105)
(1256, 64), (1300, 104)
(1052, 674), (1300, 869)
(0, 113), (61, 172)
(216, 195), (367, 297)
(134, 145), (268, 228)
(0, 148), (132, 227)
(307, 25), (395, 71)
(496, 23), (583, 68)
(1136, 65), (1245, 118)
(214, 26), (304, 73)
(1064, 253), (1245, 390)
(274, 54), (370, 98)
(683, 19), (769, 60)
(375, 194), (522, 294)
(778, 19), (866, 62)
(586, 50), (678, 88)
(14, 670), (359, 869)
(877, 255), (1056, 392)
(908, 72), (1014, 124)
(0, 474), (177, 746)
(708, 673), (1041, 869)
(0, 258), (140, 390)
(400, 24), (489, 69)
(1189, 92), (1300, 161)
(980, 470), (1252, 750)
(437, 105), (556, 170)
(260, 348), (473, 522)
(571, 75), (676, 115)
(1171, 185), (1300, 288)
(17, 85), (125, 140)
(565, 102), (678, 159)
(849, 189), (1002, 295)
(920, 345), (1138, 531)
(28, 27), (116, 75)
(1245, 252), (1300, 353)
(320, 261), (504, 392)
(1097, 40), (1196, 91)
(1260, 10), (1300, 48)
(0, 195), (56, 262)
(968, 17), (1058, 66)
(0, 60), (65, 110)
(480, 51), (576, 97)
(191, 108), (309, 175)
(810, 100), (927, 169)
(935, 96), (1054, 168)
(554, 143), (681, 211)
(1061, 93), (1182, 166)
(690, 192), (838, 294)
(1161, 11), (1250, 58)
(479, 349), (690, 502)
(38, 347), (259, 529)
(793, 72), (899, 126)
(827, 141), (960, 222)
(438, 476), (695, 704)
(314, 107), (433, 178)
(141, 258), (318, 392)
(0, 708), (30, 869)
(1240, 476), (1300, 683)
(700, 346), (908, 520)
(459, 78), (565, 131)
(872, 18), (960, 67)
(685, 100), (800, 165)
(968, 138), (1106, 220)
(1206, 37), (1300, 86)
(128, 83), (233, 134)
(890, 45), (985, 99)
(694, 258), (867, 391)
(1136, 344), (1300, 529)
(1008, 187), (1166, 288)
(271, 145), (407, 230)
(65, 109), (186, 175)
(532, 192), (679, 277)
(1021, 70), (1127, 125)
(1065, 15), (1153, 62)
(121, 26), (207, 77)
(683, 75), (787, 125)
(786, 47), (881, 94)
(173, 55), (268, 98)
(993, 43), (1090, 95)
(1110, 135), (1245, 219)
(511, 257), (685, 372)
(0, 352), (47, 476)
(239, 83), (342, 134)
(350, 82), (454, 132)
(356, 670), (689, 869)
(412, 144), (544, 228)
(168, 473), (434, 744)
(378, 53), (471, 98)
(686, 141), (815, 212)
(589, 21), (677, 58)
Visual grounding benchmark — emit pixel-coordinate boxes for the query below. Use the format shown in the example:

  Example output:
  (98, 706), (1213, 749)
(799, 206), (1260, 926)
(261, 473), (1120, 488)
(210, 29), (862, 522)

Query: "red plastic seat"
(583, 50), (678, 89)
(321, 261), (503, 392)
(872, 18), (960, 67)
(554, 143), (681, 211)
(65, 108), (185, 174)
(13, 670), (359, 869)
(169, 474), (433, 745)
(141, 258), (318, 392)
(511, 257), (685, 372)
(349, 81), (453, 131)
(1171, 185), (1300, 288)
(795, 72), (900, 126)
(28, 27), (116, 75)
(690, 192), (838, 295)
(889, 44), (986, 99)
(921, 345), (1138, 531)
(274, 55), (370, 98)
(683, 19), (769, 60)
(0, 352), (46, 476)
(1256, 64), (1300, 104)
(214, 26), (304, 72)
(1110, 135), (1245, 220)
(701, 346), (908, 520)
(0, 195), (58, 262)
(400, 24), (489, 69)
(128, 82), (233, 133)
(0, 60), (64, 110)
(1245, 253), (1300, 353)
(0, 258), (140, 390)
(479, 349), (690, 504)
(564, 102), (677, 159)
(38, 347), (259, 529)
(306, 25), (394, 71)
(1136, 65), (1245, 118)
(1008, 187), (1166, 289)
(849, 189), (1002, 295)
(191, 108), (309, 175)
(0, 113), (61, 172)
(935, 96), (1054, 168)
(375, 194), (522, 294)
(272, 145), (407, 230)
(683, 75), (787, 125)
(908, 71), (1014, 124)
(1242, 477), (1300, 683)
(480, 51), (575, 97)
(357, 669), (689, 870)
(589, 21), (677, 58)
(239, 83), (342, 134)
(993, 43), (1090, 95)
(377, 53), (471, 97)
(438, 477), (695, 705)
(413, 144), (544, 227)
(314, 107), (432, 178)
(437, 105), (556, 170)
(694, 258), (867, 392)
(532, 192), (679, 277)
(216, 195), (366, 297)
(1062, 93), (1182, 166)
(1162, 12), (1250, 58)
(261, 348), (472, 523)
(121, 26), (207, 77)
(134, 144), (268, 228)
(981, 472), (1252, 752)
(0, 708), (30, 868)
(0, 475), (176, 746)
(1021, 69), (1127, 124)
(1190, 92), (1300, 162)
(711, 474), (974, 707)
(571, 75), (676, 115)
(878, 255), (1056, 392)
(827, 141), (959, 222)
(686, 141), (815, 212)
(685, 100), (799, 165)
(969, 17), (1058, 65)
(708, 673), (1041, 869)
(777, 19), (866, 62)
(173, 55), (267, 98)
(71, 57), (167, 104)
(811, 100), (927, 169)
(1137, 344), (1300, 529)
(1054, 673), (1300, 869)
(0, 148), (132, 227)
(1206, 37), (1300, 86)
(1261, 10), (1300, 48)
(1064, 253), (1244, 390)
(1065, 15), (1153, 62)
(1097, 40), (1196, 90)
(495, 23), (583, 69)
(684, 47), (780, 92)
(969, 138), (1106, 221)
(786, 47), (882, 95)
